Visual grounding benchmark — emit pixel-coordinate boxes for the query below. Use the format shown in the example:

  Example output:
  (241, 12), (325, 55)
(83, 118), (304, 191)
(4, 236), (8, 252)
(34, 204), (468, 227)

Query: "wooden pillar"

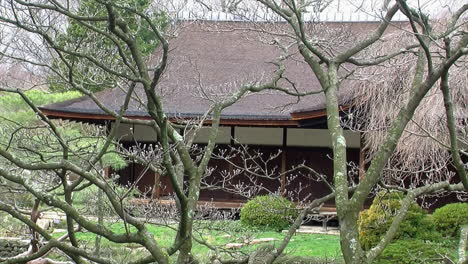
(152, 173), (161, 200)
(103, 122), (112, 180)
(228, 126), (235, 198)
(104, 167), (110, 179)
(281, 127), (287, 196)
(230, 126), (235, 146)
(358, 133), (366, 181)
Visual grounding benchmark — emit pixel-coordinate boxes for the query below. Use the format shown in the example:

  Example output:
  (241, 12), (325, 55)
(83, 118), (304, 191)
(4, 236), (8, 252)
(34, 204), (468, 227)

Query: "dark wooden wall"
(114, 143), (360, 204)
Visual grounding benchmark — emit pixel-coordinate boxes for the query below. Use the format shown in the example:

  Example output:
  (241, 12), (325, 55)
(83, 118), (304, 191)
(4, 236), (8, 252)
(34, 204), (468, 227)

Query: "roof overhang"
(290, 105), (350, 121)
(39, 107), (300, 127)
(39, 104), (351, 127)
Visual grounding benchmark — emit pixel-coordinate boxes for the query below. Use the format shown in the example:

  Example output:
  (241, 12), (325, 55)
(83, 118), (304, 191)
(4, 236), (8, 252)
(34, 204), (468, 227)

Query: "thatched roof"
(40, 21), (382, 126)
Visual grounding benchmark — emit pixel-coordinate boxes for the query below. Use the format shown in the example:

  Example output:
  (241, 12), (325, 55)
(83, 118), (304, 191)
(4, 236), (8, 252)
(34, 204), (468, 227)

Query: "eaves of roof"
(38, 107), (301, 127)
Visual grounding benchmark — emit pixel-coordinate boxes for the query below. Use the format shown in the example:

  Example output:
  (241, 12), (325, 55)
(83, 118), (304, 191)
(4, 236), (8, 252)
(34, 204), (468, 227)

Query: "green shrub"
(375, 239), (453, 264)
(0, 90), (81, 122)
(240, 195), (298, 231)
(358, 191), (439, 250)
(432, 203), (468, 237)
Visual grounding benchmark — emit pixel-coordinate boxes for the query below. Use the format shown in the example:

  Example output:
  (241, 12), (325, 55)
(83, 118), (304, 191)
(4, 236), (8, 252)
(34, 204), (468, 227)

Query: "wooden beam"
(290, 109), (327, 120)
(131, 198), (245, 209)
(213, 119), (298, 126)
(131, 198), (338, 211)
(290, 105), (350, 121)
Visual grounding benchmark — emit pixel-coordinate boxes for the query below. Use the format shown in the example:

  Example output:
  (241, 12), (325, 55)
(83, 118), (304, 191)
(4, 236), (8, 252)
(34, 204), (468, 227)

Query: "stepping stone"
(225, 243), (244, 249)
(248, 238), (278, 245)
(37, 219), (51, 230)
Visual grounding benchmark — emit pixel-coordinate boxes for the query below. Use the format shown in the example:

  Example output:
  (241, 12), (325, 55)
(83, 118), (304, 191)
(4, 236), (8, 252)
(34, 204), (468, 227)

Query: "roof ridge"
(171, 10), (408, 23)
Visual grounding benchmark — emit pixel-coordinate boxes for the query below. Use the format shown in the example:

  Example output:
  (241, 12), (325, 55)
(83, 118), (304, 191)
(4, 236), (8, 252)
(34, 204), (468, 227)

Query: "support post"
(281, 127), (287, 196)
(358, 133), (366, 181)
(152, 173), (161, 200)
(104, 167), (110, 179)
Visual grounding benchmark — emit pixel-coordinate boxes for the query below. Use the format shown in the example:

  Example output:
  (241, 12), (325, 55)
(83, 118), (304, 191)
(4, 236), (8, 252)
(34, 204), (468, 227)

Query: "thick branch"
(335, 4), (399, 63)
(440, 39), (468, 191)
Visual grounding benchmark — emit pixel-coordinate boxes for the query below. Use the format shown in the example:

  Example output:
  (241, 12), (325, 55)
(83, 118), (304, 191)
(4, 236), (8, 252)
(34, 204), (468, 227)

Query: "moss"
(358, 191), (439, 250)
(375, 239), (454, 264)
(432, 203), (468, 237)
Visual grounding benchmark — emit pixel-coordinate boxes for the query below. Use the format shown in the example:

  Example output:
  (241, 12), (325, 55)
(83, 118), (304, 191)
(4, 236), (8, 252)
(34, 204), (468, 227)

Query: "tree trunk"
(94, 187), (104, 255)
(30, 199), (41, 253)
(324, 65), (365, 264)
(338, 210), (366, 264)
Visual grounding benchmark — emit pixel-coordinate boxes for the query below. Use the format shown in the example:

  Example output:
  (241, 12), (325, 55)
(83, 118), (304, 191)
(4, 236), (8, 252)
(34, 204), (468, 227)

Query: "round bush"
(240, 195), (298, 231)
(358, 191), (438, 250)
(375, 239), (453, 264)
(432, 202), (468, 237)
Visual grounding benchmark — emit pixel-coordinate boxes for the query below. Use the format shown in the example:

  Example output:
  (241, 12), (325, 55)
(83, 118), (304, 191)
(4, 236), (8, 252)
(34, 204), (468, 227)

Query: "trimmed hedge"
(358, 191), (439, 250)
(432, 202), (468, 237)
(240, 195), (298, 231)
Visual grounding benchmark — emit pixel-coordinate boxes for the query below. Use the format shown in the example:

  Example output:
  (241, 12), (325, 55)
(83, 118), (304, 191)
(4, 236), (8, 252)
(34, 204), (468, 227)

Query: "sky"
(159, 0), (466, 22)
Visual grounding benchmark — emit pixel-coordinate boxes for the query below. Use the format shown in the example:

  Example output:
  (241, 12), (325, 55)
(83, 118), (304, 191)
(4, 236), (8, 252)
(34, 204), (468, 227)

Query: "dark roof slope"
(40, 21), (381, 125)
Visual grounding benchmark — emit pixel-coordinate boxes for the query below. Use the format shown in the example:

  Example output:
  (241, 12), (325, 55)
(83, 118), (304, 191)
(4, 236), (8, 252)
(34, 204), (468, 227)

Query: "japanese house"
(39, 17), (391, 207)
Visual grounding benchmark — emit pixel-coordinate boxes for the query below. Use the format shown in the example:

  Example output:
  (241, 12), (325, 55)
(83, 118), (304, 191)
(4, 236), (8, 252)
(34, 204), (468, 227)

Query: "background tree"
(48, 0), (167, 92)
(0, 89), (127, 263)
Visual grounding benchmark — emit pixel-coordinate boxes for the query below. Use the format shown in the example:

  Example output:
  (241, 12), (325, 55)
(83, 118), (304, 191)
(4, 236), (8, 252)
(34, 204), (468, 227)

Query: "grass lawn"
(53, 221), (342, 262)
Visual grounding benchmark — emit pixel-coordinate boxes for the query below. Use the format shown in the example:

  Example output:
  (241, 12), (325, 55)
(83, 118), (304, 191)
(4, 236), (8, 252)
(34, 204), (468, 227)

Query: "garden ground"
(52, 221), (342, 263)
